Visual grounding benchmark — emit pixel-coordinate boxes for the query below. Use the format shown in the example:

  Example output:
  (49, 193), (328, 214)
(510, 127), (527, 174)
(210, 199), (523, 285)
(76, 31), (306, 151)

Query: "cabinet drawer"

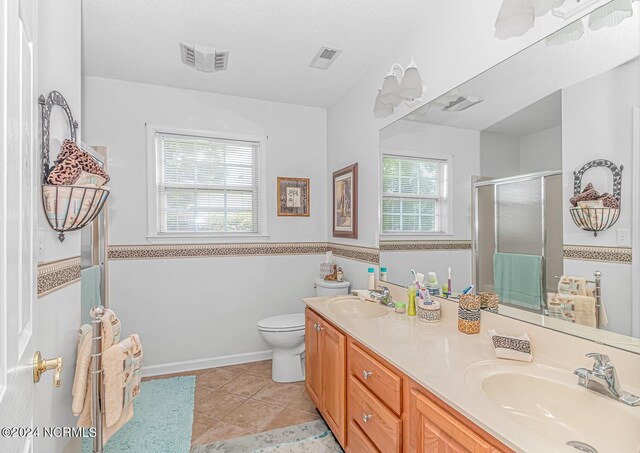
(347, 420), (379, 453)
(348, 376), (401, 453)
(349, 343), (402, 415)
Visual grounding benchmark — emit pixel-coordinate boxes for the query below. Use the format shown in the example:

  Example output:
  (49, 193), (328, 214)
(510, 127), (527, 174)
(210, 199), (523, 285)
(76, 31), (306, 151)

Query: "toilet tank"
(315, 277), (350, 297)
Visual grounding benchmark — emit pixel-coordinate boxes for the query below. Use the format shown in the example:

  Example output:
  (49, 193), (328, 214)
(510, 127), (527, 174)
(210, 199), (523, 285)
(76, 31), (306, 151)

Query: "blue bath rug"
(83, 375), (196, 453)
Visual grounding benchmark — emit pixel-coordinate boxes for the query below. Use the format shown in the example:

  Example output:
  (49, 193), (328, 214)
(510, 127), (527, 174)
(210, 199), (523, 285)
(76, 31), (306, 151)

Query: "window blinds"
(382, 155), (449, 233)
(155, 133), (260, 234)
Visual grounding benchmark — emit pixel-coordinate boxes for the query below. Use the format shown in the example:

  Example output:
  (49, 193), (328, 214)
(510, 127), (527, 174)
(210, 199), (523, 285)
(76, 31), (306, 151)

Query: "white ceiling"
(483, 91), (561, 137)
(81, 0), (431, 107)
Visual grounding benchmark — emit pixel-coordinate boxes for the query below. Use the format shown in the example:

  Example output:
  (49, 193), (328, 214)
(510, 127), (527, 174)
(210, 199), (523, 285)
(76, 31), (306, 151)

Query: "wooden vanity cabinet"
(409, 387), (497, 453)
(305, 308), (512, 453)
(304, 308), (346, 446)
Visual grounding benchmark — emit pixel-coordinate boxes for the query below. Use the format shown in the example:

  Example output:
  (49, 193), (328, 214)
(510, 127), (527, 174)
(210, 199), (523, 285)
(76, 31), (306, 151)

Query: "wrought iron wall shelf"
(39, 91), (110, 242)
(570, 159), (622, 237)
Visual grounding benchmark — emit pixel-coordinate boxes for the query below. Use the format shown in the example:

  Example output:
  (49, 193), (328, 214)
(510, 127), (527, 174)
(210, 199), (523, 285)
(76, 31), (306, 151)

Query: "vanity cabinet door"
(305, 308), (322, 408)
(410, 389), (493, 453)
(320, 319), (346, 447)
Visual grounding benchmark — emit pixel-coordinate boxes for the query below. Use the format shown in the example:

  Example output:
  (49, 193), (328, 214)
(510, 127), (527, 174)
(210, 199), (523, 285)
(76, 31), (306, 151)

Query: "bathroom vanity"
(303, 294), (640, 453)
(305, 301), (509, 452)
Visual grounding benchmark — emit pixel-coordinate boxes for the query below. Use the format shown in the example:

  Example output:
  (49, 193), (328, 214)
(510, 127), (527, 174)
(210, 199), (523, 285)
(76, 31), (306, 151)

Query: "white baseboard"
(141, 350), (273, 378)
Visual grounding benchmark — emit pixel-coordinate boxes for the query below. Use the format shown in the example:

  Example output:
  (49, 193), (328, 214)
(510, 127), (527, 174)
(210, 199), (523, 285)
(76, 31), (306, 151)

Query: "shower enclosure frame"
(472, 170), (563, 315)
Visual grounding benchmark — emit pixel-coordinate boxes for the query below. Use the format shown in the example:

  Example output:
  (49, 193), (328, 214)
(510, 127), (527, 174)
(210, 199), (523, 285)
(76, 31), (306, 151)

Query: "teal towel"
(493, 252), (543, 310)
(81, 265), (102, 320)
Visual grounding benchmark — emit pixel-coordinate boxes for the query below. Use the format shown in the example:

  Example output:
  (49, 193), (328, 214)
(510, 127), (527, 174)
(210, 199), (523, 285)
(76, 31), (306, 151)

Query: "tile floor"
(143, 360), (321, 447)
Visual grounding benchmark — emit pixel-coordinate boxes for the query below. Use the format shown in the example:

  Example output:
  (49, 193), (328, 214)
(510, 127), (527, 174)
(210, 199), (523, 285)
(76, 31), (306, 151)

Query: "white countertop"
(303, 294), (633, 453)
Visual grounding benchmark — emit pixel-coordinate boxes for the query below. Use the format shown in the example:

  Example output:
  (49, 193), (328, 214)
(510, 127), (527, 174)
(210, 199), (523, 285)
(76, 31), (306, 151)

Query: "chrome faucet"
(369, 287), (394, 308)
(574, 353), (640, 407)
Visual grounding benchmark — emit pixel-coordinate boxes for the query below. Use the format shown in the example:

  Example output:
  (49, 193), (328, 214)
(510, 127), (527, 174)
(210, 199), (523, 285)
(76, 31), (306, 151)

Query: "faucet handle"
(586, 353), (612, 369)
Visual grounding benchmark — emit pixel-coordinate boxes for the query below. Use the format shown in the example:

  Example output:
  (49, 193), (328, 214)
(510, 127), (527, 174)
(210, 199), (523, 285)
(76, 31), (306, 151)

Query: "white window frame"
(146, 124), (269, 243)
(379, 149), (453, 239)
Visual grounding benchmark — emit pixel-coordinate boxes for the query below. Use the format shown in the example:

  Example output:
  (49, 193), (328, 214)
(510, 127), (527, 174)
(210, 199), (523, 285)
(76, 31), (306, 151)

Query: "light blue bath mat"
(191, 420), (343, 453)
(83, 375), (196, 453)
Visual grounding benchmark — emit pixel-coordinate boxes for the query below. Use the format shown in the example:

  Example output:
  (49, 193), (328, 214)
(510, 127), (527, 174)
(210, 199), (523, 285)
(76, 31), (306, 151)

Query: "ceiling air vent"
(180, 42), (228, 73)
(309, 46), (342, 70)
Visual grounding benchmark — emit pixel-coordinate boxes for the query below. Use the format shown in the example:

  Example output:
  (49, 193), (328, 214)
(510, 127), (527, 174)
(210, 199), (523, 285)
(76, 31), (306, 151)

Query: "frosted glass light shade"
(546, 18), (584, 45)
(588, 0), (633, 30)
(399, 59), (423, 100)
(379, 72), (402, 107)
(495, 0), (535, 39)
(373, 90), (393, 118)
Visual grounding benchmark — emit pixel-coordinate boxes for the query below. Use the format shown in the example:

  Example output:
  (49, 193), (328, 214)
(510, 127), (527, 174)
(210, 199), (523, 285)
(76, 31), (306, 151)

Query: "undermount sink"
(327, 296), (390, 319)
(465, 361), (640, 453)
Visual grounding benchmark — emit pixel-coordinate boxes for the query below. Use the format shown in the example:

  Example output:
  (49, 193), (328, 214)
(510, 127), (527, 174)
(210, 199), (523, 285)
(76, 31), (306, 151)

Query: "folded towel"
(493, 253), (543, 310)
(547, 293), (597, 328)
(71, 309), (121, 417)
(488, 329), (532, 362)
(103, 334), (143, 428)
(558, 276), (588, 296)
(77, 334), (143, 443)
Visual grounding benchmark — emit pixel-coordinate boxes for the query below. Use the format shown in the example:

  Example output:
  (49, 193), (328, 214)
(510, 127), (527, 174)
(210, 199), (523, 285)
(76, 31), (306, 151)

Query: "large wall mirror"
(378, 1), (639, 354)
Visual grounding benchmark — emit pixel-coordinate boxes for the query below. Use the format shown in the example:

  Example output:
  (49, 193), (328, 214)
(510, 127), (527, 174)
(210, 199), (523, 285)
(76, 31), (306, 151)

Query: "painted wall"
(480, 131), (520, 178)
(480, 126), (562, 178)
(36, 1), (82, 452)
(561, 58), (638, 335)
(82, 76), (328, 372)
(519, 126), (562, 174)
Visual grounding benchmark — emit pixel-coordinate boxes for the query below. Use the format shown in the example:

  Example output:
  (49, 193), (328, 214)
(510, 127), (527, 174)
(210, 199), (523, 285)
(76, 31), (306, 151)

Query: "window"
(148, 127), (266, 238)
(381, 154), (450, 234)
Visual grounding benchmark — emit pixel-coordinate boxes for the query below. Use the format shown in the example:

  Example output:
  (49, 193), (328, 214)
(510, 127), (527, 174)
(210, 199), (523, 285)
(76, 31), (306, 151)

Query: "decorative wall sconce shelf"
(39, 91), (110, 242)
(569, 159), (622, 237)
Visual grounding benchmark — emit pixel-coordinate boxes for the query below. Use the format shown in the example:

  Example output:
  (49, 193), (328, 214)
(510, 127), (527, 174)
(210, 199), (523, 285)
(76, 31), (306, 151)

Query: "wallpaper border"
(37, 256), (81, 297)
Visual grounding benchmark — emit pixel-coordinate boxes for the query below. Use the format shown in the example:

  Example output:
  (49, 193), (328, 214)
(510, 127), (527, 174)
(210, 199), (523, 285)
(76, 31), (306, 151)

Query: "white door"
(0, 0), (39, 452)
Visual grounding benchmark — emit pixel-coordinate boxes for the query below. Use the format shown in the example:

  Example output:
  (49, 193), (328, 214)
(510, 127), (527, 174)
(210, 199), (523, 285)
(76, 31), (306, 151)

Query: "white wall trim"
(141, 349), (273, 378)
(632, 106), (640, 338)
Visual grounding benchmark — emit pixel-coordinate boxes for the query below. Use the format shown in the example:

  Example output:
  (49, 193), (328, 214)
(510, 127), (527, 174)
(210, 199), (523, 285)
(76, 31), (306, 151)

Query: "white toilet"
(257, 278), (350, 382)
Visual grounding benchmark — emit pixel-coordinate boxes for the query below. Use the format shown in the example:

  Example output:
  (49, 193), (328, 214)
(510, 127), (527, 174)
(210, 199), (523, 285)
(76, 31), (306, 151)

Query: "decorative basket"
(39, 91), (110, 242)
(569, 207), (620, 237)
(42, 185), (110, 242)
(479, 292), (500, 313)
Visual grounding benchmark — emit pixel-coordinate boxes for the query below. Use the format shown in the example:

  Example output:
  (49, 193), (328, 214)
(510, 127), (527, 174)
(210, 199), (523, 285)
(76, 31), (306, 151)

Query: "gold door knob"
(33, 351), (62, 387)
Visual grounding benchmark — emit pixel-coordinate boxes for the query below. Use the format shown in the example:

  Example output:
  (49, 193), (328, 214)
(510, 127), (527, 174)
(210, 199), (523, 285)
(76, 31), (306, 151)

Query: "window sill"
(145, 234), (271, 245)
(379, 232), (455, 242)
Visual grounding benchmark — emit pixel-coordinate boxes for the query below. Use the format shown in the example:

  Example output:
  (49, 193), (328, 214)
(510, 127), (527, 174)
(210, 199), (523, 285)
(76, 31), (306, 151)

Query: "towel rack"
(553, 271), (602, 328)
(90, 305), (105, 453)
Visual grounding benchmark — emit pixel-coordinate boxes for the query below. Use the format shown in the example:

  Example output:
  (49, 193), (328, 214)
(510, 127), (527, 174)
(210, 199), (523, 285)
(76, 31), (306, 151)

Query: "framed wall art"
(332, 163), (358, 238)
(277, 177), (310, 216)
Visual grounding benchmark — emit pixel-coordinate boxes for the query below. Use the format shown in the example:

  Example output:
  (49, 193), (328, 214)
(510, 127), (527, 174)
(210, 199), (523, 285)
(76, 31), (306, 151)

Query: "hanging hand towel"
(493, 252), (543, 310)
(558, 275), (588, 296)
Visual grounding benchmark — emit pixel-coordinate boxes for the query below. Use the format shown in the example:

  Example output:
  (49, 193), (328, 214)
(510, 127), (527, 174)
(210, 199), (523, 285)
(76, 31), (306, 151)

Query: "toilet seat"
(257, 313), (305, 333)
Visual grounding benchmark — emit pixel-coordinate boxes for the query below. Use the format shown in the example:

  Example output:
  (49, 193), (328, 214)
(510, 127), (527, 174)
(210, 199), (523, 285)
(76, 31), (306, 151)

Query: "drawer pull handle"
(363, 370), (373, 380)
(362, 413), (373, 423)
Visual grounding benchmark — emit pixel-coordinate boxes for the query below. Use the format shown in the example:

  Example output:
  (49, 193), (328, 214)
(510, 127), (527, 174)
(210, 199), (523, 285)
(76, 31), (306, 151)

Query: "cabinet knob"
(362, 413), (373, 423)
(313, 323), (318, 330)
(316, 324), (322, 332)
(363, 370), (373, 380)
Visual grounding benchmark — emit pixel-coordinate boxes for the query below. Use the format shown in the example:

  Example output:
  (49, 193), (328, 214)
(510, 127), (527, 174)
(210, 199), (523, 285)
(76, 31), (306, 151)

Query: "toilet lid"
(257, 313), (305, 332)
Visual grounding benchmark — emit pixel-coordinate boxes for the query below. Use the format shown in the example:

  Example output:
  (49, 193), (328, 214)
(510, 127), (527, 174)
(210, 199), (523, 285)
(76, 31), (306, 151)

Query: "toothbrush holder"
(479, 292), (500, 313)
(458, 294), (481, 334)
